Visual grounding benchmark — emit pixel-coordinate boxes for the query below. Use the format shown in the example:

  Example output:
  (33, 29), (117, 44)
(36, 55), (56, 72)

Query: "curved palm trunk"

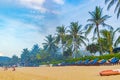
(96, 25), (103, 55)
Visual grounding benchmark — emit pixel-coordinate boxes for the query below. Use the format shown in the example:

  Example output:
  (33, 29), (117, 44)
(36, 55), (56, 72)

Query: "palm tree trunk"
(60, 38), (63, 55)
(109, 45), (113, 54)
(96, 25), (103, 55)
(74, 38), (78, 58)
(62, 44), (64, 55)
(72, 37), (76, 58)
(74, 42), (77, 58)
(109, 35), (113, 54)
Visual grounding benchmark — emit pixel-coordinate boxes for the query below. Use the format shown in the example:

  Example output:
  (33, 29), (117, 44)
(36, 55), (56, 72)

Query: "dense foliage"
(0, 4), (120, 66)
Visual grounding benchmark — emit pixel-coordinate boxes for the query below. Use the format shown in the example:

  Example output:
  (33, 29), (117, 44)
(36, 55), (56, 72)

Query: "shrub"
(46, 53), (120, 65)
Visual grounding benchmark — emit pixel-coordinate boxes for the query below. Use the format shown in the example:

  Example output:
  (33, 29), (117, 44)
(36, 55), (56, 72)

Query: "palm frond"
(85, 24), (94, 36)
(114, 1), (120, 13)
(88, 12), (95, 19)
(105, 0), (111, 4)
(105, 0), (120, 18)
(79, 38), (87, 46)
(114, 36), (120, 47)
(107, 0), (115, 10)
(113, 27), (120, 38)
(87, 19), (95, 22)
(55, 35), (60, 44)
(101, 15), (111, 21)
(101, 22), (113, 30)
(117, 7), (120, 18)
(80, 35), (89, 42)
(100, 29), (108, 37)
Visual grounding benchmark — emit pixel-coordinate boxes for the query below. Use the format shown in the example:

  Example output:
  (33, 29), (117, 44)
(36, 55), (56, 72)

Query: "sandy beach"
(0, 65), (120, 80)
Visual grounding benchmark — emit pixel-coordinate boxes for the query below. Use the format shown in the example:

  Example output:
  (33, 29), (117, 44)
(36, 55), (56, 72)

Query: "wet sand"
(0, 65), (120, 80)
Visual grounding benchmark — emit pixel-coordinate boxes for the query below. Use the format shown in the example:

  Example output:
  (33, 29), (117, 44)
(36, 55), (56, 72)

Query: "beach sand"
(0, 65), (120, 80)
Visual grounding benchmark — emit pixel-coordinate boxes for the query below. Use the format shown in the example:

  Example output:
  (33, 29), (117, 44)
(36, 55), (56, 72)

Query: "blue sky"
(0, 0), (119, 57)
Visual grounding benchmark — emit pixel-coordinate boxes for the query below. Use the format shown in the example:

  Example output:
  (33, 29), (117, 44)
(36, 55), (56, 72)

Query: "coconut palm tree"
(42, 35), (58, 56)
(100, 27), (120, 54)
(105, 0), (120, 18)
(68, 22), (88, 58)
(55, 25), (67, 55)
(85, 6), (111, 55)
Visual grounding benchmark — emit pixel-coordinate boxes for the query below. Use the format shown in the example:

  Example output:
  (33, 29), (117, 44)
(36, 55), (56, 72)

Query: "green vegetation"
(85, 6), (111, 55)
(0, 2), (120, 66)
(57, 53), (120, 63)
(100, 28), (120, 54)
(68, 22), (88, 58)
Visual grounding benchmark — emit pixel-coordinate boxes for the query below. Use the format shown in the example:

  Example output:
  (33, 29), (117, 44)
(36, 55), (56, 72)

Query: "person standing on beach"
(4, 66), (8, 71)
(12, 66), (15, 71)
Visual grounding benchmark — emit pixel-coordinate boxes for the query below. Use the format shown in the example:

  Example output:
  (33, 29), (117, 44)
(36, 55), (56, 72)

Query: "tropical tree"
(100, 28), (120, 54)
(56, 25), (67, 55)
(63, 46), (73, 58)
(68, 22), (87, 58)
(36, 49), (50, 63)
(85, 6), (111, 55)
(42, 35), (58, 57)
(105, 0), (120, 18)
(11, 55), (19, 66)
(86, 43), (100, 55)
(21, 48), (30, 66)
(30, 44), (40, 62)
(29, 44), (41, 66)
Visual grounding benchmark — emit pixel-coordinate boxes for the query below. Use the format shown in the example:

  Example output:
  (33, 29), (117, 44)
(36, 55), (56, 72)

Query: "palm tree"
(21, 48), (30, 66)
(100, 28), (120, 54)
(42, 35), (58, 56)
(105, 0), (120, 18)
(86, 43), (99, 55)
(68, 22), (87, 58)
(56, 25), (67, 55)
(86, 6), (111, 55)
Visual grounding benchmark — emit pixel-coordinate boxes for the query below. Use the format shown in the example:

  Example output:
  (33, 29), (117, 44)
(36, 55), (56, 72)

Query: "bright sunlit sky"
(0, 0), (119, 57)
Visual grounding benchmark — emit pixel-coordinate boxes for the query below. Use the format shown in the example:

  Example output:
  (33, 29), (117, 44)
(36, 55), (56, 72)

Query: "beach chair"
(108, 57), (119, 65)
(53, 64), (59, 66)
(60, 62), (66, 66)
(67, 62), (76, 66)
(89, 58), (99, 65)
(71, 62), (76, 65)
(76, 60), (83, 65)
(99, 59), (107, 65)
(83, 59), (90, 65)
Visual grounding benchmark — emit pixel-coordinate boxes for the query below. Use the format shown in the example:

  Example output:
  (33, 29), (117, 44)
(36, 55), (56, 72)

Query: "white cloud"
(19, 0), (47, 13)
(0, 16), (45, 57)
(53, 0), (64, 5)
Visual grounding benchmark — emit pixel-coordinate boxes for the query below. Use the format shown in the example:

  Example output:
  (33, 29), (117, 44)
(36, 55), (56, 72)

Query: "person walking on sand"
(4, 66), (8, 71)
(12, 66), (15, 71)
